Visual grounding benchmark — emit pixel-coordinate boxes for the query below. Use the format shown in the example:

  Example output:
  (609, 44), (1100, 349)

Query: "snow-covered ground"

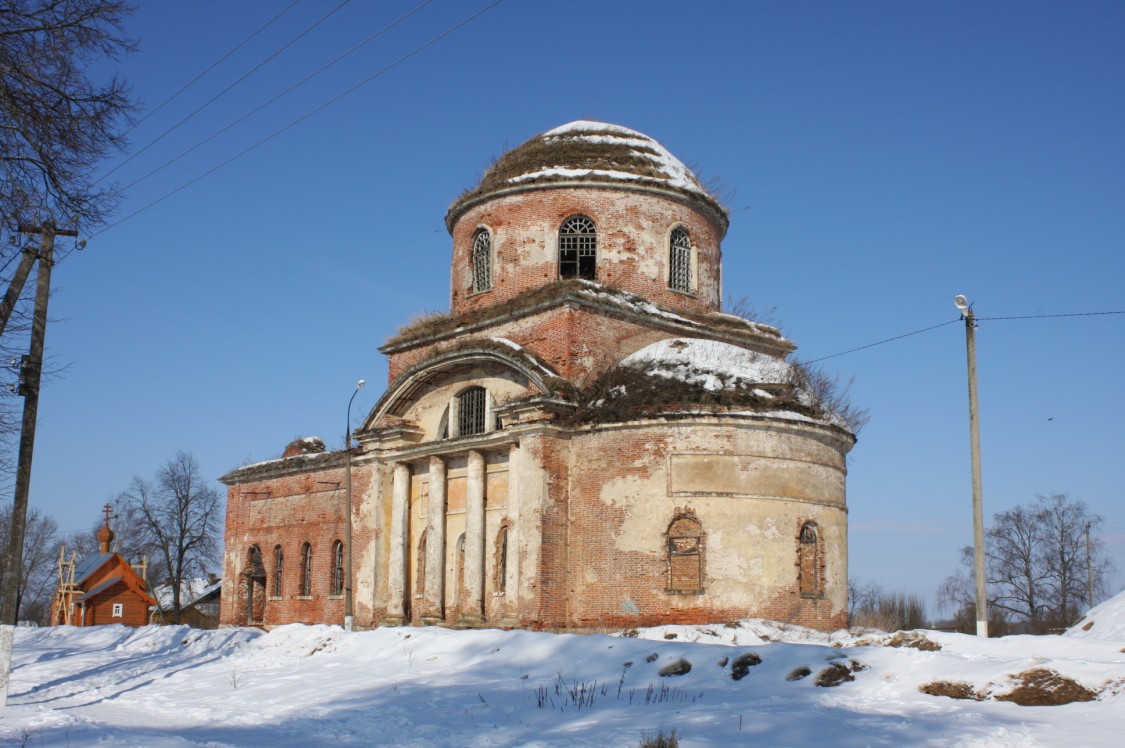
(2, 609), (1123, 747)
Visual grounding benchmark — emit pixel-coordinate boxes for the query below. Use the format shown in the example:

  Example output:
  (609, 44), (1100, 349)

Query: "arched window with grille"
(559, 215), (596, 280)
(799, 523), (821, 597)
(332, 540), (344, 596)
(472, 228), (492, 292)
(666, 513), (704, 594)
(273, 545), (284, 596)
(457, 386), (487, 436)
(300, 542), (313, 596)
(669, 226), (692, 293)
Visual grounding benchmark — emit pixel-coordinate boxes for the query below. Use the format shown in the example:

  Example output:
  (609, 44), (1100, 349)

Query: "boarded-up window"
(416, 530), (427, 597)
(496, 526), (509, 595)
(666, 515), (704, 594)
(332, 540), (344, 595)
(301, 543), (313, 596)
(274, 545), (284, 596)
(799, 524), (820, 597)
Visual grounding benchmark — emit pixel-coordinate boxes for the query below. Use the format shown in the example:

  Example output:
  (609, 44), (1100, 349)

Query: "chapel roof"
(447, 121), (727, 229)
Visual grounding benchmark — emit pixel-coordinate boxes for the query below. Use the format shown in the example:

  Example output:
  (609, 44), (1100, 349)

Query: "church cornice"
(381, 281), (795, 358)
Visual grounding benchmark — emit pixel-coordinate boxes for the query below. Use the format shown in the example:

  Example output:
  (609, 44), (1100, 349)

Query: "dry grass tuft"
(814, 659), (867, 687)
(729, 652), (762, 681)
(920, 681), (983, 700)
(995, 668), (1098, 706)
(638, 727), (679, 748)
(658, 658), (692, 677)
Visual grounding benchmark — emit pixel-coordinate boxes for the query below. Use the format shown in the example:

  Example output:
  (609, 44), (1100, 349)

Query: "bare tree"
(939, 493), (1113, 633)
(120, 452), (222, 623)
(0, 501), (60, 623)
(0, 0), (136, 239)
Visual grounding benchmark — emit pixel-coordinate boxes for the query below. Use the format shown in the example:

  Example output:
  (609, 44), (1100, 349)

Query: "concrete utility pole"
(0, 220), (76, 704)
(954, 294), (988, 638)
(344, 379), (365, 632)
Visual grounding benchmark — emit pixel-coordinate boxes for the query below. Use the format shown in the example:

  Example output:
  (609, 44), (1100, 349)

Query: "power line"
(975, 310), (1125, 321)
(803, 319), (960, 364)
(120, 0), (434, 193)
(87, 0), (505, 240)
(99, 0), (354, 183)
(120, 0), (303, 139)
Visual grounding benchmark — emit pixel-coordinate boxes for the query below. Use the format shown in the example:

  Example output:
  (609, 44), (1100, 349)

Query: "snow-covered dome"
(447, 120), (727, 228)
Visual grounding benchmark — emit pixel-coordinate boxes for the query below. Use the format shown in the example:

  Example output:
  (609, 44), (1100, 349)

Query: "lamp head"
(356, 379), (366, 390)
(953, 294), (970, 311)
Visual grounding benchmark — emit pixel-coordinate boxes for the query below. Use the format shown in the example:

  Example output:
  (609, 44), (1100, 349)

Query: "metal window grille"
(669, 227), (691, 292)
(458, 387), (486, 436)
(301, 543), (312, 595)
(559, 216), (596, 279)
(274, 546), (283, 596)
(472, 229), (492, 292)
(333, 541), (344, 595)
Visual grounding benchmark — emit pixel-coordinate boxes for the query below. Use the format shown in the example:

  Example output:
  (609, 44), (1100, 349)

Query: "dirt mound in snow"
(922, 668), (1099, 706)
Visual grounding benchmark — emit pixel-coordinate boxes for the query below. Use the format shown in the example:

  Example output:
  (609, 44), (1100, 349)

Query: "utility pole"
(0, 220), (74, 704)
(954, 294), (988, 637)
(344, 379), (365, 632)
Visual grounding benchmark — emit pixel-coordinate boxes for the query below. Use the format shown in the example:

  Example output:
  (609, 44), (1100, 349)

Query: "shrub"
(639, 728), (679, 748)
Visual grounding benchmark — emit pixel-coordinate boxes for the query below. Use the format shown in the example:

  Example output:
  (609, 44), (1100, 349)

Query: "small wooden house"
(52, 507), (156, 627)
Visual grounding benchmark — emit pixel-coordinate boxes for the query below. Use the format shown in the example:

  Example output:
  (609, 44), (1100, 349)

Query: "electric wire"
(804, 307), (1124, 365)
(802, 319), (961, 364)
(975, 310), (1125, 321)
(120, 0), (434, 193)
(99, 0), (354, 183)
(119, 0), (303, 139)
(87, 0), (505, 240)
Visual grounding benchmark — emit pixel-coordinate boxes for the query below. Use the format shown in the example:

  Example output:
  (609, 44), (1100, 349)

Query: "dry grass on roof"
(451, 130), (722, 213)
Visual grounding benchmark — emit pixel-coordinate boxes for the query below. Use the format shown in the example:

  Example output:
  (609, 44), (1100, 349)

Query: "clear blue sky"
(26, 0), (1125, 610)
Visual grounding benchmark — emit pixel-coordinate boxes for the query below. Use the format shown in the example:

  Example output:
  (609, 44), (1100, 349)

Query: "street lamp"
(344, 378), (365, 632)
(954, 294), (988, 637)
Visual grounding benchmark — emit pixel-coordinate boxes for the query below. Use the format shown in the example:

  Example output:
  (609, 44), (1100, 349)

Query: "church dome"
(446, 121), (727, 230)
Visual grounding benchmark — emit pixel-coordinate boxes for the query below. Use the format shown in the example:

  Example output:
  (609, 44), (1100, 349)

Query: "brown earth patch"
(995, 668), (1098, 706)
(920, 681), (983, 701)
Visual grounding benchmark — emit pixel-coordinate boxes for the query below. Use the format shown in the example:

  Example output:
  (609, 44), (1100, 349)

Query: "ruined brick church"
(220, 121), (856, 631)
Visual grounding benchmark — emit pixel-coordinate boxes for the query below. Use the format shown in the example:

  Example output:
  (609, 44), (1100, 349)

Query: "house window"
(799, 523), (821, 597)
(472, 228), (492, 292)
(559, 215), (596, 280)
(669, 227), (691, 292)
(458, 386), (487, 436)
(112, 603), (124, 618)
(274, 545), (284, 596)
(666, 514), (704, 594)
(301, 542), (313, 596)
(332, 540), (344, 596)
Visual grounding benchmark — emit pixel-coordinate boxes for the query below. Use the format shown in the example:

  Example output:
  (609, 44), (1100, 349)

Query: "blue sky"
(24, 0), (1125, 609)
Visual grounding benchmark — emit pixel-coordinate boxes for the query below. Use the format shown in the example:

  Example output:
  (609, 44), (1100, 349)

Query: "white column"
(386, 462), (410, 624)
(422, 456), (446, 622)
(463, 450), (486, 622)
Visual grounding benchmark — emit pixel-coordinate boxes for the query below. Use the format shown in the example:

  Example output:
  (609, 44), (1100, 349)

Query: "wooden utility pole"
(1086, 522), (1094, 609)
(0, 220), (75, 706)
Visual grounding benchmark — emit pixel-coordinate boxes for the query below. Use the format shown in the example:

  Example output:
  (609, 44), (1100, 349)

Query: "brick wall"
(448, 187), (723, 317)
